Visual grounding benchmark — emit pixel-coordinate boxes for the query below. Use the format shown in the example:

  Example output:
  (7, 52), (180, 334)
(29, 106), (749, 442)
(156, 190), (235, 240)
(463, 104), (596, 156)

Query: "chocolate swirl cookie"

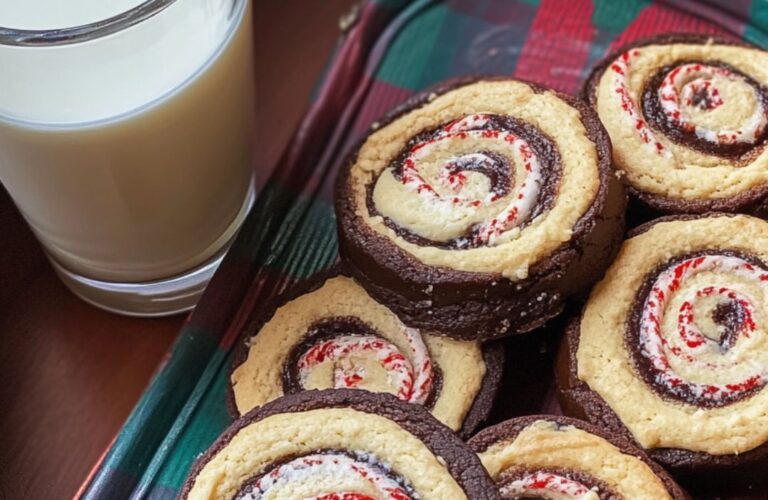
(586, 35), (768, 214)
(181, 390), (499, 499)
(229, 269), (502, 437)
(468, 416), (686, 499)
(336, 78), (626, 340)
(557, 213), (768, 490)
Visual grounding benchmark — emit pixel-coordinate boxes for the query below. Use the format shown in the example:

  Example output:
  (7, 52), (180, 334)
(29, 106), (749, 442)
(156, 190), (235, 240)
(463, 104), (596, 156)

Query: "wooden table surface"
(0, 1), (356, 498)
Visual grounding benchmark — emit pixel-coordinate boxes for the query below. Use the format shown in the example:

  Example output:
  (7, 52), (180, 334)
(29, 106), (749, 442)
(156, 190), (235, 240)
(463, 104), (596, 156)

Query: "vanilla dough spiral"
(469, 416), (686, 500)
(558, 213), (768, 489)
(181, 390), (498, 500)
(229, 270), (502, 437)
(336, 78), (625, 339)
(588, 35), (768, 213)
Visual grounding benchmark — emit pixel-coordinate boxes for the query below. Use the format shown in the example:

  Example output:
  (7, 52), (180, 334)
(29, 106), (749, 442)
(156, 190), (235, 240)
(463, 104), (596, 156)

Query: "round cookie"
(557, 213), (768, 492)
(229, 268), (503, 437)
(336, 77), (626, 340)
(586, 34), (768, 214)
(468, 415), (686, 499)
(181, 389), (500, 500)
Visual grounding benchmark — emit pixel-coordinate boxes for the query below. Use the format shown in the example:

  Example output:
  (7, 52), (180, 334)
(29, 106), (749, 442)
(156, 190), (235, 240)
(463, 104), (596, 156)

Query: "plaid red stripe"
(513, 0), (595, 93)
(352, 81), (413, 134)
(610, 2), (732, 49)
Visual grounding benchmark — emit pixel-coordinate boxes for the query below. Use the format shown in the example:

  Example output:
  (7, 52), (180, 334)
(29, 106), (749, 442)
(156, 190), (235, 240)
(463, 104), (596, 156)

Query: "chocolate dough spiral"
(587, 35), (768, 213)
(641, 61), (768, 158)
(229, 270), (502, 437)
(337, 78), (625, 339)
(629, 250), (768, 408)
(369, 113), (559, 249)
(496, 468), (614, 500)
(558, 213), (768, 489)
(281, 316), (436, 407)
(181, 390), (499, 500)
(234, 449), (418, 500)
(468, 416), (686, 500)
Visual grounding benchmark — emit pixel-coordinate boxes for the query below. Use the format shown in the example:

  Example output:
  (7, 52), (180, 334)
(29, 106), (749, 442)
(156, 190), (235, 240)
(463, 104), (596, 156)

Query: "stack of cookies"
(182, 35), (768, 499)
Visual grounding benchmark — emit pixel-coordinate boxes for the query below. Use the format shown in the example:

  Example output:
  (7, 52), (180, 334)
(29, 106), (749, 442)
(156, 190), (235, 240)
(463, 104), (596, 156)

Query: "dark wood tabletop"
(0, 1), (356, 498)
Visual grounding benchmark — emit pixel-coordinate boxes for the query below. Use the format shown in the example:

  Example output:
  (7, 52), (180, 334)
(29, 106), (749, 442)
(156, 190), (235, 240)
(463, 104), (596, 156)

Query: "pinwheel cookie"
(587, 35), (768, 213)
(229, 269), (502, 437)
(469, 415), (686, 499)
(558, 213), (768, 490)
(336, 77), (626, 340)
(181, 390), (498, 499)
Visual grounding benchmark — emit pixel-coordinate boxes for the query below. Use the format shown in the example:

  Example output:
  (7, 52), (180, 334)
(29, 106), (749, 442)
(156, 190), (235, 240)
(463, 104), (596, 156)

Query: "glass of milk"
(0, 0), (255, 316)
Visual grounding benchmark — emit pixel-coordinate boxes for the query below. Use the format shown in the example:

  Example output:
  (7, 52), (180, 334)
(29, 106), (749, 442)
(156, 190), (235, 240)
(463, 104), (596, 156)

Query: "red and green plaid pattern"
(80, 1), (768, 498)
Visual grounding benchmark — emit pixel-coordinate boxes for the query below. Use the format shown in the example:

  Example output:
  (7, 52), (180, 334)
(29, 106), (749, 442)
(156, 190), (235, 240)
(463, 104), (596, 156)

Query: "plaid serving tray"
(80, 1), (768, 498)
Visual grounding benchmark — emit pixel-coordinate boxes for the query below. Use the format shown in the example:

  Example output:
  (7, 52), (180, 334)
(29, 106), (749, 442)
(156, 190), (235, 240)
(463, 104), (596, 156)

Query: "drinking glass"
(0, 0), (255, 316)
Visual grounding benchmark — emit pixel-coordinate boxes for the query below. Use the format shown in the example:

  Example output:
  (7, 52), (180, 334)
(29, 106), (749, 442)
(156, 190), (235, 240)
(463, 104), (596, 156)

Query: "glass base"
(49, 182), (255, 317)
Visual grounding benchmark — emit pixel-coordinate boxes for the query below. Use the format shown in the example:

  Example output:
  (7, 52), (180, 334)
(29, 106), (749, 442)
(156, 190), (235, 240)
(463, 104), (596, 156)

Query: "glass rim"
(0, 0), (248, 128)
(0, 0), (177, 47)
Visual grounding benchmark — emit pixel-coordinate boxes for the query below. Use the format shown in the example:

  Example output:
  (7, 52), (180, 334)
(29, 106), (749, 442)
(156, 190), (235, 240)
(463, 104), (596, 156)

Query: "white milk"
(0, 0), (255, 287)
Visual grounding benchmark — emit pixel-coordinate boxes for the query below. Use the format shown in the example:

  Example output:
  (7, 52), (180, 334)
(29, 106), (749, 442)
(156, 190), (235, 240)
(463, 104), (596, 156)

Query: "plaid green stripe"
(83, 326), (218, 498)
(745, 0), (768, 46)
(152, 366), (232, 491)
(377, 4), (453, 90)
(591, 0), (650, 34)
